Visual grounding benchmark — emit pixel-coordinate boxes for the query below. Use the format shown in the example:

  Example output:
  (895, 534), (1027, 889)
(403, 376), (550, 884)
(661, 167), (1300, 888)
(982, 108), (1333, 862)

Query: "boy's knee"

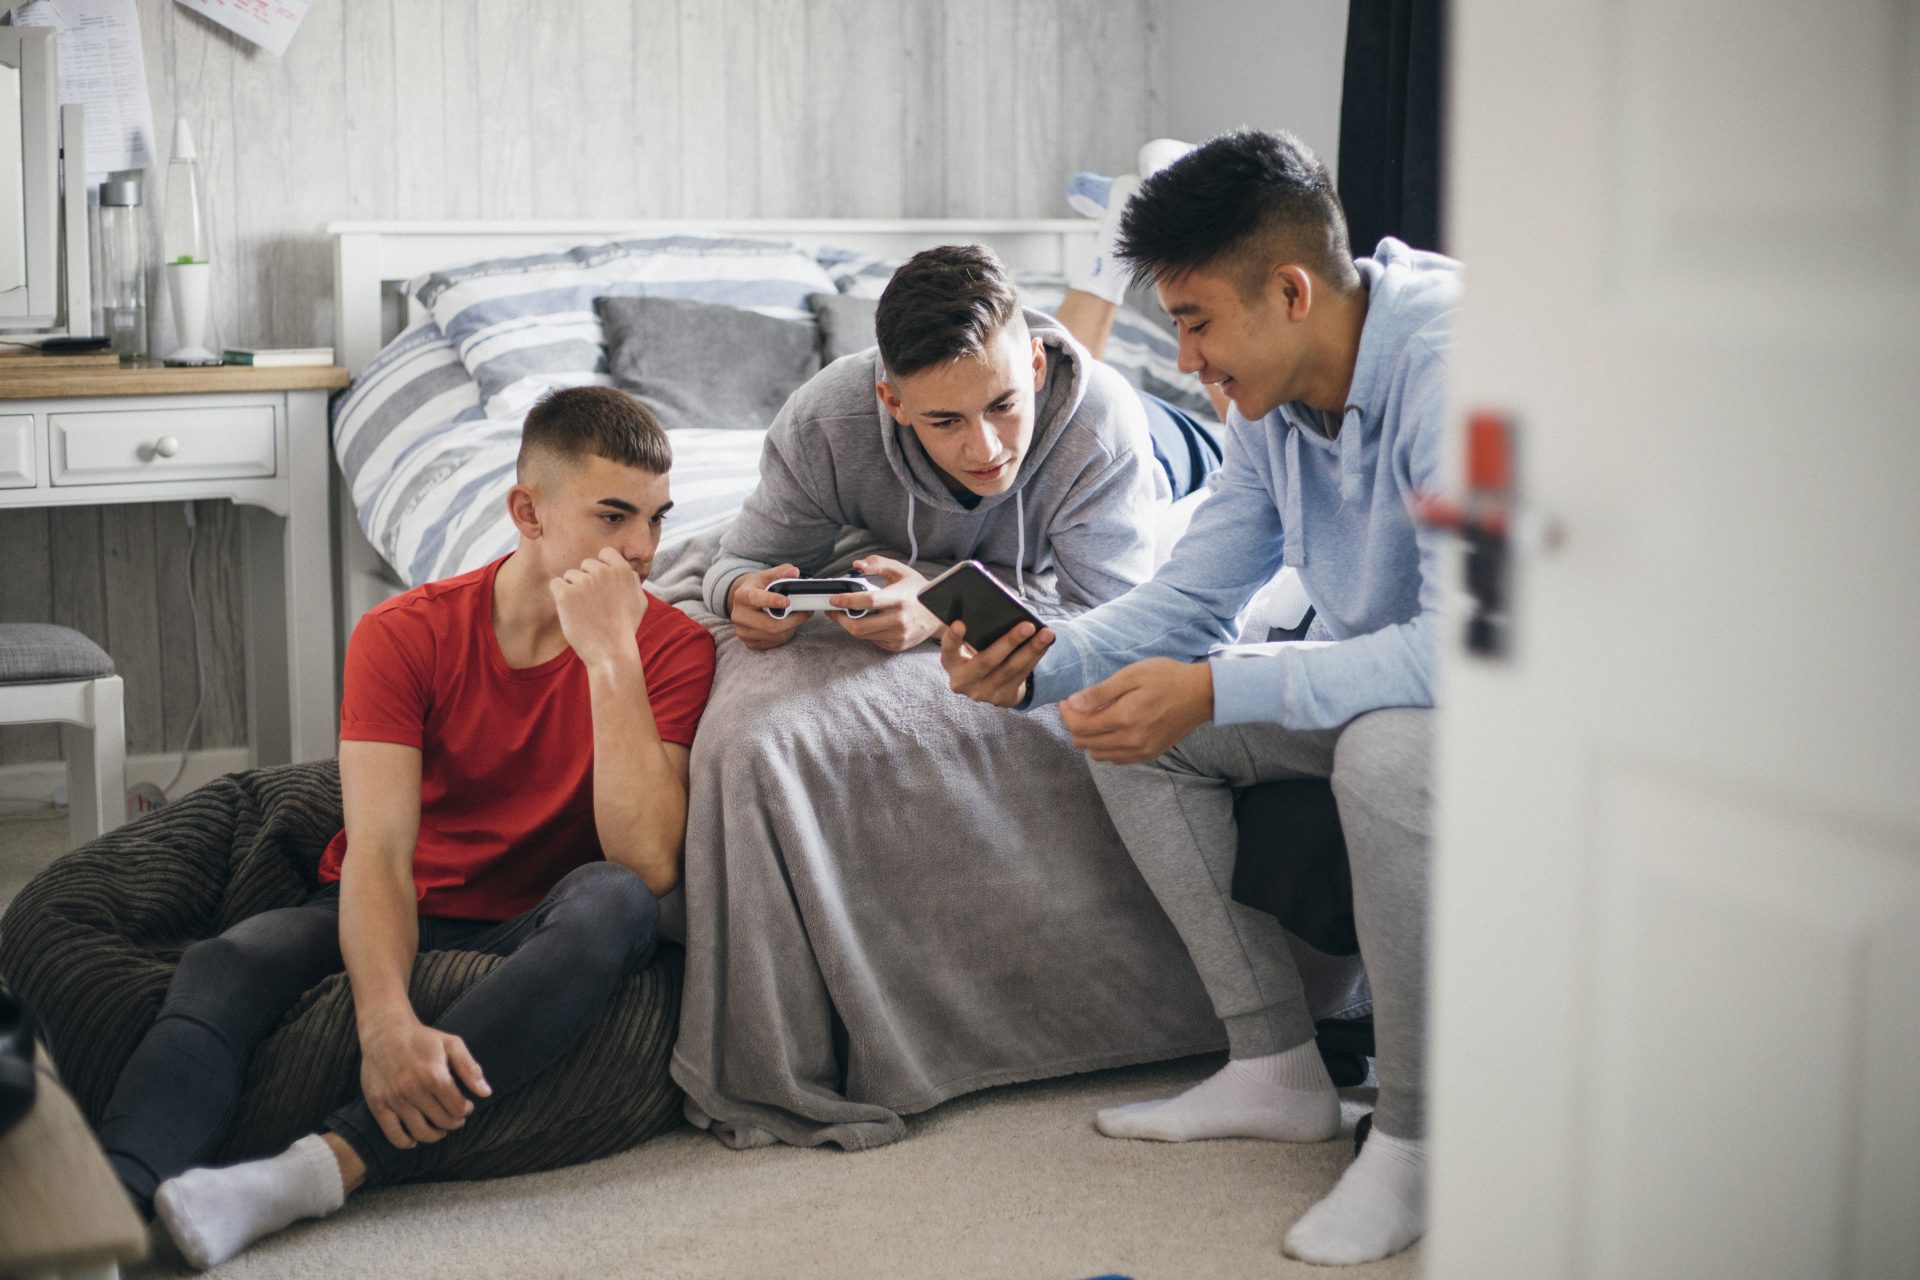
(167, 926), (326, 1025)
(551, 862), (660, 965)
(1330, 708), (1434, 820)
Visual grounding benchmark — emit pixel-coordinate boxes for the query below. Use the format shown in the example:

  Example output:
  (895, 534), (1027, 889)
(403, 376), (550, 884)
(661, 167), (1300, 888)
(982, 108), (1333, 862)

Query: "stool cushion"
(0, 760), (684, 1182)
(0, 625), (114, 684)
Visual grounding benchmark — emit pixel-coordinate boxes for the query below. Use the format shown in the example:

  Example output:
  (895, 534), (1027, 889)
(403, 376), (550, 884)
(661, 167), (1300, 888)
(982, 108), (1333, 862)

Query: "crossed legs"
(100, 861), (659, 1268)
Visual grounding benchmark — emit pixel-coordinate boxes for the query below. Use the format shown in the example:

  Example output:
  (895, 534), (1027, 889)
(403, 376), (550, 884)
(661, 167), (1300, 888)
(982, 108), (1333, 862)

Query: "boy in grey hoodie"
(701, 244), (1161, 649)
(942, 130), (1455, 1266)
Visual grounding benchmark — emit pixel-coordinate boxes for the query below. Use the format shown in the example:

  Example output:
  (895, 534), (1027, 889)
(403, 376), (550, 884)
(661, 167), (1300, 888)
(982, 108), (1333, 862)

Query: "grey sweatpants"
(1088, 707), (1433, 1138)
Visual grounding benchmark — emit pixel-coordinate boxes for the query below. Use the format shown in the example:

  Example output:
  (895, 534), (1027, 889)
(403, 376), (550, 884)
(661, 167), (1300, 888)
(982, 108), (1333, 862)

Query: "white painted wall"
(1150, 0), (1348, 181)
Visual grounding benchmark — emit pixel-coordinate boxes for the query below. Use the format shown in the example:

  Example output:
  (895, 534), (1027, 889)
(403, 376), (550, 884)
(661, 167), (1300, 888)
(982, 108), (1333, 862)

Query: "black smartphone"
(917, 561), (1044, 650)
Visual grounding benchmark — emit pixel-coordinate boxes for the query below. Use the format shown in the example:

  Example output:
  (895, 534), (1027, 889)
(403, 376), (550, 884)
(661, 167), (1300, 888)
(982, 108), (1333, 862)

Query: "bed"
(327, 219), (1231, 1149)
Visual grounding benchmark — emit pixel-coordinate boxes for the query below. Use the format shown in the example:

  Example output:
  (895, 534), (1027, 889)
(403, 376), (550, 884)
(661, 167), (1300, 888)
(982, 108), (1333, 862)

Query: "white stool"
(0, 624), (126, 847)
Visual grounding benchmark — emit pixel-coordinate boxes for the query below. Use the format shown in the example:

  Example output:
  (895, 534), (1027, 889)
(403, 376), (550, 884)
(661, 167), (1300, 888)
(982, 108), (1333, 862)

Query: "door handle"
(1414, 410), (1560, 659)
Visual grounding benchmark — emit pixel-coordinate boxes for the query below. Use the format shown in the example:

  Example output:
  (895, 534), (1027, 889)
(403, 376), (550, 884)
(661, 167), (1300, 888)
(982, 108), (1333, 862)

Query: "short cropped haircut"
(874, 244), (1024, 380)
(1116, 129), (1358, 294)
(517, 386), (671, 480)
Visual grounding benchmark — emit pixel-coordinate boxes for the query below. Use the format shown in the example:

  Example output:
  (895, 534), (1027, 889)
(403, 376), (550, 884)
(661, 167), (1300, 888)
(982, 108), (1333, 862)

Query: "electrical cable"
(161, 502), (207, 797)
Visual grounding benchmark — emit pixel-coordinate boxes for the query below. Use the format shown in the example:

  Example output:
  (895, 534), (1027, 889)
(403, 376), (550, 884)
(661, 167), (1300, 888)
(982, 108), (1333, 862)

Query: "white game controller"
(764, 576), (875, 620)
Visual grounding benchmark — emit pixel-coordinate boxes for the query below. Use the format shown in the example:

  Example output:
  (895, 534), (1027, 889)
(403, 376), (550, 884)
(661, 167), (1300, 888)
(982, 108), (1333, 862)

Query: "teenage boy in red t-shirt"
(97, 387), (716, 1269)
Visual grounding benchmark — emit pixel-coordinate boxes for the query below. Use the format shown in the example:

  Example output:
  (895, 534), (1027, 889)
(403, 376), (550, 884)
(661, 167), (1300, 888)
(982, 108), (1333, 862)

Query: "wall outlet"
(126, 781), (167, 819)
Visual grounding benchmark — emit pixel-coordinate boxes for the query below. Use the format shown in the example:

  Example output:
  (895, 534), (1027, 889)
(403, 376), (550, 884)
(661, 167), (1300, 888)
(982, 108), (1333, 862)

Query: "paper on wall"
(10, 0), (158, 183)
(172, 0), (312, 59)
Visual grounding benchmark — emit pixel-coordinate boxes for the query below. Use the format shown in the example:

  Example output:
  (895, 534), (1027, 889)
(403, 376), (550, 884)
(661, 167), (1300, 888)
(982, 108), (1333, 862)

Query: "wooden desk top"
(0, 363), (352, 400)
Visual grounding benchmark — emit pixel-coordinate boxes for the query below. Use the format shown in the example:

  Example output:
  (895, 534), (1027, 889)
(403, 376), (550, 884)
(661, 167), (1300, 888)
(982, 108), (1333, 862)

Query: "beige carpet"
(1, 813), (1421, 1280)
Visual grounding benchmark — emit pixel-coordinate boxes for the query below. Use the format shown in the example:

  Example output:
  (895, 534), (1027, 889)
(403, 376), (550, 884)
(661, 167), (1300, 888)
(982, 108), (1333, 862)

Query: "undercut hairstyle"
(874, 244), (1024, 380)
(516, 385), (671, 481)
(1116, 129), (1359, 295)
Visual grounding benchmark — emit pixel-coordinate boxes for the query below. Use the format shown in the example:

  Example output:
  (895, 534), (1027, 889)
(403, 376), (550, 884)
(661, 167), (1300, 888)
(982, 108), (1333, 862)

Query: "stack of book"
(221, 346), (335, 367)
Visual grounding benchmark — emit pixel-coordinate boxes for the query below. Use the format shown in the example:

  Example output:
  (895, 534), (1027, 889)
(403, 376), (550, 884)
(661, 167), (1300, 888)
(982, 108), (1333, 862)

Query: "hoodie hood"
(1273, 236), (1461, 568)
(875, 306), (1093, 588)
(875, 306), (1090, 512)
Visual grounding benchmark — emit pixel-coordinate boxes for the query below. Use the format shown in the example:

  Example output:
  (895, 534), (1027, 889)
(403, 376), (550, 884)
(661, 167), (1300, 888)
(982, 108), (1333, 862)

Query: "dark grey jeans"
(100, 860), (658, 1216)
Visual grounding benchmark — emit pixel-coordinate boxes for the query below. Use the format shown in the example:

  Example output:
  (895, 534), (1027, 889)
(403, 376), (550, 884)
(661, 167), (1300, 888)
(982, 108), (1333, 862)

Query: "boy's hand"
(551, 548), (648, 665)
(939, 618), (1054, 708)
(1058, 658), (1213, 764)
(357, 1011), (492, 1148)
(729, 563), (812, 650)
(829, 556), (944, 653)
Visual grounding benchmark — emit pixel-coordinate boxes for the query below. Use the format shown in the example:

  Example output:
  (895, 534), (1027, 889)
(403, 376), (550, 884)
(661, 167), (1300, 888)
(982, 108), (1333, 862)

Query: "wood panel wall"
(0, 0), (1163, 767)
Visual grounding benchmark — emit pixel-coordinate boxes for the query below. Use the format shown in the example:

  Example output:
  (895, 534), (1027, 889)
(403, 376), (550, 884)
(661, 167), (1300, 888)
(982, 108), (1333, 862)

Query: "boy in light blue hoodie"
(942, 130), (1457, 1267)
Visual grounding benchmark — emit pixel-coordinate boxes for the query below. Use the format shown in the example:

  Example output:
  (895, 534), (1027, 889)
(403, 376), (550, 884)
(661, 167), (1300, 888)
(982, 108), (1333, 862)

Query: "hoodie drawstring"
(1283, 406), (1367, 570)
(1014, 489), (1026, 594)
(1283, 429), (1305, 569)
(1339, 405), (1366, 502)
(905, 490), (920, 567)
(900, 451), (1025, 590)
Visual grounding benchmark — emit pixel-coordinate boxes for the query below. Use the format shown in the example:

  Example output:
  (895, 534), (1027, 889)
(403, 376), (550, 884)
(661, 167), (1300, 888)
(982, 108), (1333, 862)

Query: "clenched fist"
(550, 547), (648, 665)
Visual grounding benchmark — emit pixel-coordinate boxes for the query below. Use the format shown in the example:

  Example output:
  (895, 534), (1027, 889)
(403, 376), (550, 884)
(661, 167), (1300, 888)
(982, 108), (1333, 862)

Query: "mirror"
(0, 62), (23, 294)
(0, 26), (64, 328)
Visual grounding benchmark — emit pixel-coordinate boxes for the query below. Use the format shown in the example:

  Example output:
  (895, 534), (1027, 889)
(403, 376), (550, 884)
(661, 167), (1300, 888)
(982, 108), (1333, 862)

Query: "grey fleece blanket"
(655, 540), (1226, 1150)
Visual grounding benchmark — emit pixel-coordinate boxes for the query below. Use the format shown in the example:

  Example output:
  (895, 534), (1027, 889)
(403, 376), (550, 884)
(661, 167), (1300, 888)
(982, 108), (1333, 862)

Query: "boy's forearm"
(586, 650), (685, 895)
(339, 854), (423, 1034)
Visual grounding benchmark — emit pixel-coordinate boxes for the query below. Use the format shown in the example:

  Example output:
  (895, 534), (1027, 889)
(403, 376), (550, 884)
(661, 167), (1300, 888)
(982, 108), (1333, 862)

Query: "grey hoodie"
(702, 309), (1161, 620)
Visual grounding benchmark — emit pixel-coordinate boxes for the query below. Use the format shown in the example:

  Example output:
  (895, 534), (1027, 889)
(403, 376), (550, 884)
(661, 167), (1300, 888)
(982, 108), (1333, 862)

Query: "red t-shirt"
(318, 555), (716, 921)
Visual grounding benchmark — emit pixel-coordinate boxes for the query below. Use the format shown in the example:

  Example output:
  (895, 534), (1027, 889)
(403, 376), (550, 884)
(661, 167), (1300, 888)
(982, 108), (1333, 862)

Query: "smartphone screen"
(917, 561), (1044, 650)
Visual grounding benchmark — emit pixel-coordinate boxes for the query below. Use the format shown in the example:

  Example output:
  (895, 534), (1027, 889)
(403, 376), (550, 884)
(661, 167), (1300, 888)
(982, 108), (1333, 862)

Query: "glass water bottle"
(98, 171), (147, 363)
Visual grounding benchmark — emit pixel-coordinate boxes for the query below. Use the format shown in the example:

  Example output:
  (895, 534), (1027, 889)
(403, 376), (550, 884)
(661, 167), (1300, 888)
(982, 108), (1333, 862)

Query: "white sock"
(154, 1133), (346, 1269)
(1137, 136), (1194, 178)
(1282, 1129), (1427, 1266)
(1067, 173), (1141, 304)
(1094, 1043), (1338, 1142)
(1066, 171), (1119, 218)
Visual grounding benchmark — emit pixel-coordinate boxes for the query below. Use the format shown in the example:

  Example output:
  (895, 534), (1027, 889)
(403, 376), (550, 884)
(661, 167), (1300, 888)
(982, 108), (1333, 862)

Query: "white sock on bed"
(155, 1133), (345, 1269)
(1067, 173), (1141, 304)
(1094, 1043), (1338, 1143)
(1283, 1129), (1427, 1265)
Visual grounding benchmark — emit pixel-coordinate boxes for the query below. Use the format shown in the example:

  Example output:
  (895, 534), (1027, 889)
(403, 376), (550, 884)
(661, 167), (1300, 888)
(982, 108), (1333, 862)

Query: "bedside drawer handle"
(152, 436), (181, 459)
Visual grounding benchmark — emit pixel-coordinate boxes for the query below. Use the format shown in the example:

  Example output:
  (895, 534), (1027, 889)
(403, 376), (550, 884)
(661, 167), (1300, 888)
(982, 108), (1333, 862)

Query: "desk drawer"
(0, 414), (31, 488)
(51, 405), (277, 486)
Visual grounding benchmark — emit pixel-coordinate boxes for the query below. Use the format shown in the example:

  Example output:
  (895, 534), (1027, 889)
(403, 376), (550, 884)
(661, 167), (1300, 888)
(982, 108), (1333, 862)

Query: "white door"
(1428, 4), (1920, 1280)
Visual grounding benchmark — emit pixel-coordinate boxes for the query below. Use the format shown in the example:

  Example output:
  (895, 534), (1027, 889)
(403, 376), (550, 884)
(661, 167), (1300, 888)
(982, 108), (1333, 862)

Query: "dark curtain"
(1337, 0), (1446, 254)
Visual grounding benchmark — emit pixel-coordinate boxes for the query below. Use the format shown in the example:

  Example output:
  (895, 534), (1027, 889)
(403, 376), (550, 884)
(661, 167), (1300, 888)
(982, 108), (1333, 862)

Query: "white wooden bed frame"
(326, 218), (1098, 647)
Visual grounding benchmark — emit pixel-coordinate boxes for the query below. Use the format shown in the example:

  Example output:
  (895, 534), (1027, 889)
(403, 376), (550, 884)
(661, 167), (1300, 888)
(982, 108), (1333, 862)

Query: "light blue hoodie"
(1028, 238), (1460, 730)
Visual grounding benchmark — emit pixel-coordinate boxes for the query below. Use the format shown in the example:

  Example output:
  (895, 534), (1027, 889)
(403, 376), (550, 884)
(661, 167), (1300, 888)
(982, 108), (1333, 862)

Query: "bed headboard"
(327, 218), (1099, 375)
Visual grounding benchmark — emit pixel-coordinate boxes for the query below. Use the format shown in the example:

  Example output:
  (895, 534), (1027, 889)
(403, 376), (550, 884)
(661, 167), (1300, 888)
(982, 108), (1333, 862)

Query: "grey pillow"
(595, 295), (822, 431)
(808, 291), (880, 364)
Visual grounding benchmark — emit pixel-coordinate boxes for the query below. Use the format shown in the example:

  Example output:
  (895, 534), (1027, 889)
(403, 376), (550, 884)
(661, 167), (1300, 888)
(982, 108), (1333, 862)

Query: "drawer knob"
(153, 436), (181, 459)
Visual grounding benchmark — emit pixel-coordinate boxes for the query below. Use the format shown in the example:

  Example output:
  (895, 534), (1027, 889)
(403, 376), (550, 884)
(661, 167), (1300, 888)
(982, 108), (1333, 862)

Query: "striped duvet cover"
(334, 237), (1209, 592)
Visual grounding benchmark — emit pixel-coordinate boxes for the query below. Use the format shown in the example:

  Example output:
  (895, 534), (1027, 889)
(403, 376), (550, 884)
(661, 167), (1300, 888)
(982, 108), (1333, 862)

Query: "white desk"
(0, 364), (350, 765)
